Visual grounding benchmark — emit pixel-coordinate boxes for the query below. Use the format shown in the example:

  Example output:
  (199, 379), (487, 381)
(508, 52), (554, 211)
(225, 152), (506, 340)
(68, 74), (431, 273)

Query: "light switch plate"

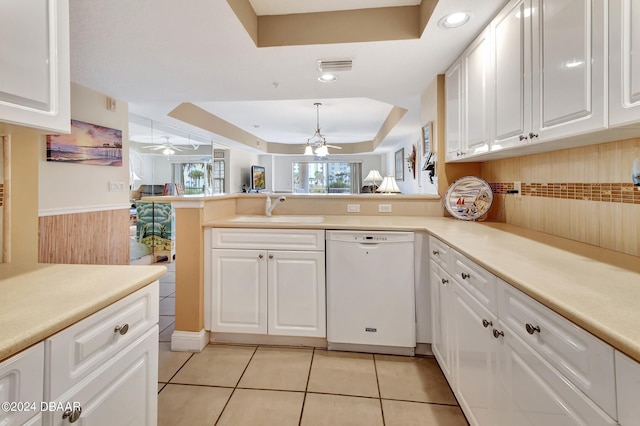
(109, 181), (126, 192)
(347, 204), (360, 213)
(513, 181), (522, 198)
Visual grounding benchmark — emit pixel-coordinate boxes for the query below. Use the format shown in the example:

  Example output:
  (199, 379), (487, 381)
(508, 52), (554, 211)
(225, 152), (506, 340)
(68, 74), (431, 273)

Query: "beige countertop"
(206, 214), (640, 362)
(0, 263), (166, 363)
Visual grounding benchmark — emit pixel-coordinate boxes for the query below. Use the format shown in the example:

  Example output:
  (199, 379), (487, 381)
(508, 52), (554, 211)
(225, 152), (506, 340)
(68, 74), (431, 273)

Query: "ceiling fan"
(142, 136), (189, 155)
(304, 102), (342, 157)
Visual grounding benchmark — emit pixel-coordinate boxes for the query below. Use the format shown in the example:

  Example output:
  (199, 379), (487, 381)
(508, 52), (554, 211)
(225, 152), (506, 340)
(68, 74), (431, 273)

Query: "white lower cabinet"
(616, 350), (640, 425)
(45, 327), (158, 426)
(430, 261), (454, 383)
(496, 323), (615, 426)
(43, 282), (159, 426)
(429, 236), (619, 426)
(210, 229), (326, 338)
(452, 281), (498, 426)
(0, 343), (44, 426)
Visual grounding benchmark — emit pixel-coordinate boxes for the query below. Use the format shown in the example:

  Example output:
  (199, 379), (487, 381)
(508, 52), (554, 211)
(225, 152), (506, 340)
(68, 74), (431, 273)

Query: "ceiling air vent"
(317, 59), (353, 73)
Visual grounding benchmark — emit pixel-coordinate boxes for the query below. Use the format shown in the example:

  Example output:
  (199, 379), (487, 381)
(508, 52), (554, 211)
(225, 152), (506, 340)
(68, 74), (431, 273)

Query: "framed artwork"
(422, 121), (433, 156)
(395, 148), (404, 181)
(46, 119), (122, 166)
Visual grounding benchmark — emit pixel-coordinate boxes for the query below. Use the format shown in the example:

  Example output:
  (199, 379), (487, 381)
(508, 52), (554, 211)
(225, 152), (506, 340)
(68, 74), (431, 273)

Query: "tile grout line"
(298, 346), (315, 426)
(214, 345), (260, 426)
(373, 354), (386, 426)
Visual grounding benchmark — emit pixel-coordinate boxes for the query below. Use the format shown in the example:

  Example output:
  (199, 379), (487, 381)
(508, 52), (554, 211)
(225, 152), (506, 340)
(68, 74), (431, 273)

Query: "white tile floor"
(156, 262), (468, 425)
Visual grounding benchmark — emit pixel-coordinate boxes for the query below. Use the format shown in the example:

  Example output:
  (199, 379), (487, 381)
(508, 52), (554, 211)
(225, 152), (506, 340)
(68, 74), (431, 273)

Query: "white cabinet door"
(445, 59), (464, 162)
(211, 249), (268, 334)
(453, 282), (498, 426)
(0, 0), (70, 133)
(495, 322), (616, 426)
(0, 343), (44, 426)
(609, 0), (640, 127)
(531, 0), (606, 141)
(46, 327), (158, 426)
(492, 0), (533, 151)
(430, 261), (454, 383)
(463, 26), (492, 157)
(616, 350), (640, 426)
(268, 250), (326, 337)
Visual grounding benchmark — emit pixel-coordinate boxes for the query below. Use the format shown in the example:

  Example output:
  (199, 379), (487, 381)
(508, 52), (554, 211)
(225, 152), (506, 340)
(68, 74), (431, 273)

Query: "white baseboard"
(171, 329), (209, 352)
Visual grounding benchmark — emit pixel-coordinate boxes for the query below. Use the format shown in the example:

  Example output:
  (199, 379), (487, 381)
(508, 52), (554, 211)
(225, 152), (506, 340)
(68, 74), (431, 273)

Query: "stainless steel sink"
(229, 215), (324, 224)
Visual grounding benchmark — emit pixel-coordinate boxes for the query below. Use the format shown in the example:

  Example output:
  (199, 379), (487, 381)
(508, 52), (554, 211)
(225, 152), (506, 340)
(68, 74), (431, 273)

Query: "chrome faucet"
(265, 195), (286, 216)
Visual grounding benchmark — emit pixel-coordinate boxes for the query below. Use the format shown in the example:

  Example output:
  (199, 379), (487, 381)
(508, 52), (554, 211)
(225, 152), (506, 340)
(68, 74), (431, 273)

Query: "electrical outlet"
(347, 204), (360, 213)
(513, 181), (522, 198)
(378, 203), (392, 213)
(109, 181), (125, 192)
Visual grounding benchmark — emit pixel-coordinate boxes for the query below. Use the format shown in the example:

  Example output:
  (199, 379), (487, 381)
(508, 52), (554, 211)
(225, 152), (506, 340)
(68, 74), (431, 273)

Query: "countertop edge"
(0, 265), (166, 363)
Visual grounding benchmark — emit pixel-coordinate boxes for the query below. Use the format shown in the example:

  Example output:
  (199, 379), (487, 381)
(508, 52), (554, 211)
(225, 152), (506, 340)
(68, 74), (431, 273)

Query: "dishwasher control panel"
(326, 230), (414, 244)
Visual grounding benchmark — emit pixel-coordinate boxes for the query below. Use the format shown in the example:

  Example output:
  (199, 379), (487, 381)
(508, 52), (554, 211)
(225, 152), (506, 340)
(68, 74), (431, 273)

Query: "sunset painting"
(46, 119), (123, 166)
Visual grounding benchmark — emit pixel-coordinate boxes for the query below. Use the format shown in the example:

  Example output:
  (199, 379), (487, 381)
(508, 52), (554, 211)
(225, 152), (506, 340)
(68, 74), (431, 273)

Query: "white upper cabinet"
(0, 0), (70, 133)
(531, 0), (606, 141)
(463, 27), (492, 157)
(445, 28), (492, 162)
(448, 0), (613, 161)
(445, 59), (464, 162)
(609, 0), (640, 127)
(491, 0), (532, 152)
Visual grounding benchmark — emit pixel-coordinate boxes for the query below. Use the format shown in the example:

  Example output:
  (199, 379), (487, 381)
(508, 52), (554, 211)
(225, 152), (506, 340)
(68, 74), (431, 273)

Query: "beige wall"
(481, 138), (640, 256)
(39, 83), (130, 213)
(37, 83), (131, 264)
(6, 135), (39, 262)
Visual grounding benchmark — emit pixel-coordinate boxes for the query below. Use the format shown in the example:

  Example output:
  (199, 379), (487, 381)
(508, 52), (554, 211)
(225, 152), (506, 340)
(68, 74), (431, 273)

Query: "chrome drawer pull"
(529, 132), (539, 139)
(62, 406), (82, 423)
(525, 323), (541, 335)
(258, 254), (264, 259)
(441, 278), (449, 285)
(114, 323), (129, 335)
(519, 134), (528, 141)
(269, 254), (273, 259)
(482, 319), (492, 328)
(432, 250), (439, 256)
(461, 272), (471, 280)
(493, 329), (504, 339)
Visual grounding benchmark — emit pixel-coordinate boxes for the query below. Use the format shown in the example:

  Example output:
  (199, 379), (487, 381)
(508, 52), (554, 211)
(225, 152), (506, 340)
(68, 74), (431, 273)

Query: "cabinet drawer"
(45, 282), (159, 400)
(452, 250), (497, 313)
(429, 236), (452, 270)
(497, 280), (616, 418)
(212, 228), (325, 251)
(44, 326), (158, 426)
(0, 343), (44, 426)
(616, 350), (640, 425)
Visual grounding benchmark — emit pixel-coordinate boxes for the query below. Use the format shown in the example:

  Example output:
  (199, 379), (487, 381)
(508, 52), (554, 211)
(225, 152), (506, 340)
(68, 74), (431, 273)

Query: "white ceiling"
(68, 0), (507, 151)
(249, 0), (422, 16)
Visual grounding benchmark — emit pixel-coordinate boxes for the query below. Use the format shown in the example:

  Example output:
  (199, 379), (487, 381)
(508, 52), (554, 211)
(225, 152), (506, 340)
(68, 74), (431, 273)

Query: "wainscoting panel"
(39, 208), (130, 264)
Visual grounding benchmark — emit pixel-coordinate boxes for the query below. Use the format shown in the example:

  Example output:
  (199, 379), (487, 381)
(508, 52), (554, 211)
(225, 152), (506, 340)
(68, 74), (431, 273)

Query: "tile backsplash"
(481, 138), (640, 257)
(490, 182), (640, 204)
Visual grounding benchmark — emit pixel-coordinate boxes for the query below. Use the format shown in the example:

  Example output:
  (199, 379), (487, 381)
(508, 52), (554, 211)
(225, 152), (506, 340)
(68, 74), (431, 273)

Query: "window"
(173, 153), (225, 195)
(292, 161), (362, 194)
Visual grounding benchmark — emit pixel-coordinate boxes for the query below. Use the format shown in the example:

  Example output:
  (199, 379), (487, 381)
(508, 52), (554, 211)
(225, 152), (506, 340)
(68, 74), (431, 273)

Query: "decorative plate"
(444, 176), (494, 221)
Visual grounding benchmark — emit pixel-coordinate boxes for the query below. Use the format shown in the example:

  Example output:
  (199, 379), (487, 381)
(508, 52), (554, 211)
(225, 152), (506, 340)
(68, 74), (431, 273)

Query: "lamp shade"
(363, 169), (383, 184)
(376, 176), (401, 194)
(304, 145), (314, 156)
(315, 144), (329, 157)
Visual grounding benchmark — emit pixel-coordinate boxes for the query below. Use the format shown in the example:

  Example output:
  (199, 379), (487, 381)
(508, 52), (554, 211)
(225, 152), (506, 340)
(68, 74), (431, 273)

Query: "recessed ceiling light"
(438, 11), (472, 29)
(318, 73), (338, 83)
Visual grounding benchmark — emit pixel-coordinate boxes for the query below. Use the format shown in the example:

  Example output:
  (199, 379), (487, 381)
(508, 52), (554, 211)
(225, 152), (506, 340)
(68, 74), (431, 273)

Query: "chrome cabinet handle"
(519, 134), (528, 141)
(461, 272), (470, 280)
(62, 406), (82, 423)
(114, 324), (129, 335)
(482, 319), (493, 328)
(529, 132), (539, 139)
(432, 250), (439, 256)
(526, 323), (541, 335)
(441, 278), (449, 285)
(268, 254), (273, 259)
(258, 254), (264, 259)
(493, 329), (504, 339)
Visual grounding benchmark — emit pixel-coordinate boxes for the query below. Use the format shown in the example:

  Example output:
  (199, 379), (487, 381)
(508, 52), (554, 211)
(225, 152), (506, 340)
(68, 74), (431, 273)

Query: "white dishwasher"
(326, 230), (416, 356)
